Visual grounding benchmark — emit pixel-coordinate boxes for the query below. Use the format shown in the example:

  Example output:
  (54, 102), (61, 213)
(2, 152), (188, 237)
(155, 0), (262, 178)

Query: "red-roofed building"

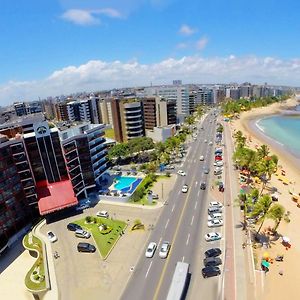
(37, 180), (78, 215)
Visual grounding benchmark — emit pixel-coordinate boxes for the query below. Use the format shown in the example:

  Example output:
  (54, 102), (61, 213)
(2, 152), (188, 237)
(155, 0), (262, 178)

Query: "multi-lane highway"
(122, 112), (226, 300)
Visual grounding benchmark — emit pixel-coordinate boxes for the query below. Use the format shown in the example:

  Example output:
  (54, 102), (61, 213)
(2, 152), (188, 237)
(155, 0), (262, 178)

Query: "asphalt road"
(121, 112), (224, 300)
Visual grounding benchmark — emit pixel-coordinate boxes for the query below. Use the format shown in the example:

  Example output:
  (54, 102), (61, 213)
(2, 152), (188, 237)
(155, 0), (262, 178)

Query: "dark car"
(204, 248), (222, 258)
(67, 223), (82, 231)
(77, 242), (96, 253)
(203, 257), (222, 267)
(200, 182), (206, 190)
(204, 168), (210, 174)
(202, 266), (221, 278)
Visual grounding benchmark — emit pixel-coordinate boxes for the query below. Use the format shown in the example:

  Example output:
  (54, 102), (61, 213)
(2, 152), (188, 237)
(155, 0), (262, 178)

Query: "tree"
(256, 157), (277, 195)
(233, 146), (257, 171)
(257, 145), (270, 160)
(233, 130), (246, 148)
(185, 115), (195, 125)
(251, 194), (273, 234)
(267, 203), (286, 231)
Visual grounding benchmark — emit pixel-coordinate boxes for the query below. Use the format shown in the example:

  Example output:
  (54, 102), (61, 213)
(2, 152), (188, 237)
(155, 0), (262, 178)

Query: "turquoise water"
(114, 176), (137, 190)
(256, 115), (300, 156)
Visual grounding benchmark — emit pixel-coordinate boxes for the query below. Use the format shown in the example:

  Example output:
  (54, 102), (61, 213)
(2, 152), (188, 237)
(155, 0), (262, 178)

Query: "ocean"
(256, 113), (300, 158)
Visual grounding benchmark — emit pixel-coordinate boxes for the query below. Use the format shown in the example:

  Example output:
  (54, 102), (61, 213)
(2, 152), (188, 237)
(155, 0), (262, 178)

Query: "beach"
(229, 96), (300, 299)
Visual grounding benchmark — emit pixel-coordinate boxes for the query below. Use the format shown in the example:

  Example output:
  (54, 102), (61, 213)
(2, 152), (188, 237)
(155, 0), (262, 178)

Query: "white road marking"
(195, 181), (198, 186)
(197, 190), (200, 197)
(172, 204), (175, 212)
(158, 237), (162, 246)
(177, 190), (181, 195)
(186, 233), (190, 245)
(194, 201), (198, 210)
(145, 261), (153, 278)
(190, 215), (194, 226)
(182, 256), (185, 262)
(165, 219), (170, 229)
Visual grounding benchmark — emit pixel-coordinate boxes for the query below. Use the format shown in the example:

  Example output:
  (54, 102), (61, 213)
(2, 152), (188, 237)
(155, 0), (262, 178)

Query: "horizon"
(1, 0), (300, 105)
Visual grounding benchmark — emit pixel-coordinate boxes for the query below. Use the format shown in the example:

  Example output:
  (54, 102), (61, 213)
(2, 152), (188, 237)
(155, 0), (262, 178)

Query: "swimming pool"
(114, 176), (137, 190)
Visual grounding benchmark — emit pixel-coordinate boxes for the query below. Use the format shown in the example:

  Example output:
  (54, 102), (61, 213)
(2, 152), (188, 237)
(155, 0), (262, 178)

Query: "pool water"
(114, 176), (137, 190)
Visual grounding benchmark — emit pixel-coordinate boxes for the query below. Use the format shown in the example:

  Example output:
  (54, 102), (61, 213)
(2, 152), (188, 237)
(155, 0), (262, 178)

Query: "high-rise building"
(14, 102), (27, 116)
(111, 99), (144, 143)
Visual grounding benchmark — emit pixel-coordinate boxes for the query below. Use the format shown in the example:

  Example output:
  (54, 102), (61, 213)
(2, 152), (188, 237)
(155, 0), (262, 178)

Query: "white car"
(177, 170), (186, 176)
(208, 213), (223, 221)
(182, 184), (188, 193)
(159, 241), (170, 258)
(199, 155), (204, 161)
(204, 139), (208, 143)
(209, 201), (223, 208)
(208, 219), (224, 227)
(205, 232), (222, 242)
(209, 141), (213, 145)
(96, 210), (109, 218)
(214, 161), (224, 167)
(47, 231), (58, 243)
(145, 242), (157, 258)
(75, 229), (91, 239)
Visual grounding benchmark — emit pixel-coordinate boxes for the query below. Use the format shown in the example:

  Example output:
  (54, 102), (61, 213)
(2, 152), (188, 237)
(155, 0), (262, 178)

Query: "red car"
(215, 156), (222, 161)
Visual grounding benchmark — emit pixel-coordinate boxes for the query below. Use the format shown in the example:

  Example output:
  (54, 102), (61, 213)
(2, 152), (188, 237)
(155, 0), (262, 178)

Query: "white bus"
(166, 262), (190, 300)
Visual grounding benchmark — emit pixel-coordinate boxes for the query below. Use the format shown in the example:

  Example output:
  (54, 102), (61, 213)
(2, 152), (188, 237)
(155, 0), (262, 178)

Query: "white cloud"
(176, 42), (188, 49)
(1, 55), (300, 105)
(179, 24), (196, 36)
(61, 8), (122, 25)
(196, 36), (208, 50)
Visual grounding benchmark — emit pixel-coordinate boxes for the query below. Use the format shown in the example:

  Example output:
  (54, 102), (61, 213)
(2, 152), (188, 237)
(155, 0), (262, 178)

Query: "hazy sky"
(1, 0), (300, 105)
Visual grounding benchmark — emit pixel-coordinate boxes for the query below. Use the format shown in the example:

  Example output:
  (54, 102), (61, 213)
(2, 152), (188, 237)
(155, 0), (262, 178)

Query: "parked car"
(215, 156), (222, 161)
(199, 155), (204, 161)
(159, 241), (171, 259)
(177, 170), (186, 176)
(145, 242), (157, 258)
(203, 257), (222, 267)
(204, 139), (208, 143)
(208, 219), (224, 227)
(200, 182), (206, 190)
(202, 266), (221, 278)
(165, 165), (175, 170)
(208, 213), (223, 221)
(209, 201), (223, 208)
(209, 141), (213, 145)
(204, 248), (222, 258)
(47, 231), (58, 243)
(77, 242), (96, 253)
(67, 223), (82, 231)
(96, 210), (109, 218)
(205, 232), (222, 242)
(75, 229), (91, 239)
(208, 207), (222, 214)
(182, 184), (188, 193)
(214, 161), (224, 167)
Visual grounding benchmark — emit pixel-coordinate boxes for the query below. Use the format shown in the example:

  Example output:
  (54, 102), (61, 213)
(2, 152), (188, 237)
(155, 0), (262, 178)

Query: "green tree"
(257, 145), (270, 160)
(251, 194), (273, 234)
(233, 130), (246, 148)
(256, 157), (277, 195)
(185, 115), (195, 125)
(267, 203), (286, 232)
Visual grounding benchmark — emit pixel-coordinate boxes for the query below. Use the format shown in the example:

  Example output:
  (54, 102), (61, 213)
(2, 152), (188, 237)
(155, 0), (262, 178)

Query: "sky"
(1, 0), (300, 105)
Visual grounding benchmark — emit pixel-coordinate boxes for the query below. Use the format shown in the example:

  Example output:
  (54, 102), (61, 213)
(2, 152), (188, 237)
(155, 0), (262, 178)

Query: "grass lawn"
(104, 128), (115, 139)
(73, 217), (126, 259)
(23, 234), (46, 291)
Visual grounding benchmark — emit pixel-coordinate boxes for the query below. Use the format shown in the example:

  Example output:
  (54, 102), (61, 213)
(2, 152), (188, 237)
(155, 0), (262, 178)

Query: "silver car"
(159, 241), (171, 259)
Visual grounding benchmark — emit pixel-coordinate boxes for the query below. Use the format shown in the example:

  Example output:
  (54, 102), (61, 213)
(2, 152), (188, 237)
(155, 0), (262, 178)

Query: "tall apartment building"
(98, 99), (113, 126)
(111, 99), (144, 143)
(14, 101), (42, 116)
(213, 88), (226, 104)
(240, 84), (253, 98)
(56, 102), (69, 121)
(14, 102), (27, 116)
(226, 88), (240, 100)
(0, 135), (37, 251)
(142, 97), (176, 130)
(60, 123), (108, 197)
(144, 85), (189, 121)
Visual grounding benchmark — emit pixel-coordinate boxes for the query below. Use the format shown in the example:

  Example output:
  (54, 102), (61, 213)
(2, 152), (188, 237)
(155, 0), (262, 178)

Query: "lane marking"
(177, 190), (181, 195)
(186, 233), (190, 245)
(190, 215), (194, 226)
(158, 237), (162, 246)
(165, 219), (169, 229)
(194, 201), (198, 210)
(145, 261), (153, 278)
(195, 181), (198, 186)
(197, 190), (200, 197)
(171, 204), (175, 212)
(182, 256), (185, 262)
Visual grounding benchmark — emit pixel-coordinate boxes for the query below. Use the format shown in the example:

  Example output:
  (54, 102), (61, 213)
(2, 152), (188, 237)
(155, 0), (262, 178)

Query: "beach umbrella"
(282, 236), (290, 243)
(263, 252), (270, 259)
(261, 260), (270, 268)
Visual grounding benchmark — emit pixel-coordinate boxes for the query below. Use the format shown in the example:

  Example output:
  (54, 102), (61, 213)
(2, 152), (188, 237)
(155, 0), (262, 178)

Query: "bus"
(166, 262), (190, 300)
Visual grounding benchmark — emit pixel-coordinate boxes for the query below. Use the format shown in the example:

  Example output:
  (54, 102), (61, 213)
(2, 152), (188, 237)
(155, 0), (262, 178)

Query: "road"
(121, 112), (225, 300)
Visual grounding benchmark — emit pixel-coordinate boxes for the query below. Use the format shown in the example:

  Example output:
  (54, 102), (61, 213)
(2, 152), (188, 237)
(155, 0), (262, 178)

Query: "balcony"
(126, 124), (143, 130)
(25, 188), (36, 197)
(125, 119), (143, 124)
(68, 159), (80, 171)
(23, 180), (35, 188)
(65, 151), (78, 163)
(20, 171), (32, 180)
(10, 144), (24, 154)
(93, 157), (107, 170)
(16, 162), (30, 172)
(64, 142), (77, 154)
(90, 144), (106, 157)
(127, 128), (143, 134)
(91, 151), (107, 164)
(13, 153), (27, 163)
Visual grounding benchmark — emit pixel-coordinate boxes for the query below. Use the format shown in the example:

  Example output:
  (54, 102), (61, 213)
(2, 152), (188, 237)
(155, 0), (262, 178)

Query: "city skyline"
(1, 0), (300, 105)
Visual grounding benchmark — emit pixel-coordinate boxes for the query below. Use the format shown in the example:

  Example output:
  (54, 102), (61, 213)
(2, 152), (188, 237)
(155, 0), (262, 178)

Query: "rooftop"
(37, 180), (78, 215)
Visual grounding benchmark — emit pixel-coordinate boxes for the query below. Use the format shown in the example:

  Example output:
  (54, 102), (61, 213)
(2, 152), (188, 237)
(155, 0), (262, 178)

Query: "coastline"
(230, 96), (300, 300)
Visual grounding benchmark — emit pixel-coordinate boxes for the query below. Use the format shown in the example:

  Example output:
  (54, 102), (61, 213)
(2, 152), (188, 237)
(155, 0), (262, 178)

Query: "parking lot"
(41, 199), (165, 300)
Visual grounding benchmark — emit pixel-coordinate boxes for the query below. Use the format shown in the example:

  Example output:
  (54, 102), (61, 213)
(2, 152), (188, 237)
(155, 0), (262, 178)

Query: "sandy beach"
(229, 96), (300, 299)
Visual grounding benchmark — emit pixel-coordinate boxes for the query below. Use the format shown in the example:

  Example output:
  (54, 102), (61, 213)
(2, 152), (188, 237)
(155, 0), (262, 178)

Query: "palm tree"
(233, 130), (246, 148)
(256, 157), (277, 195)
(257, 145), (270, 159)
(185, 115), (195, 125)
(267, 203), (286, 232)
(251, 194), (273, 234)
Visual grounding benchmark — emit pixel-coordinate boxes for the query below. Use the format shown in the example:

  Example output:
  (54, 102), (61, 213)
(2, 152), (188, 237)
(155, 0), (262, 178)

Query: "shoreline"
(233, 97), (300, 178)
